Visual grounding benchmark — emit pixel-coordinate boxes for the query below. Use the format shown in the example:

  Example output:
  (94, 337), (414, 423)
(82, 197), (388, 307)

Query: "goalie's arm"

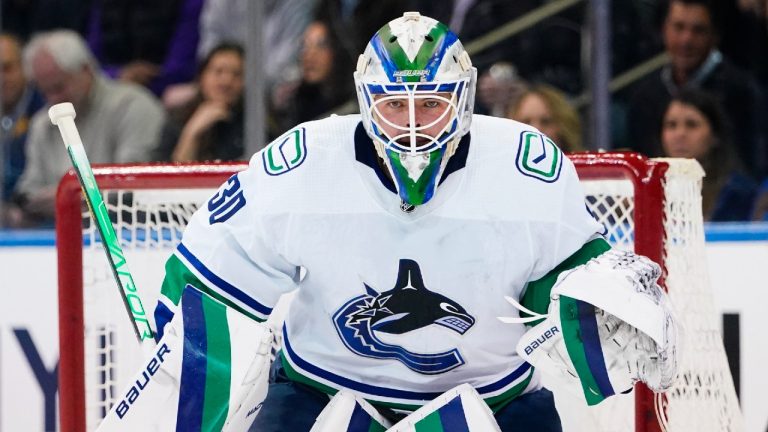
(155, 166), (300, 339)
(519, 236), (611, 325)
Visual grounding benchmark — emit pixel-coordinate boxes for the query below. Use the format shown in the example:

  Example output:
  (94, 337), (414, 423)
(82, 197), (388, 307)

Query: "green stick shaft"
(50, 103), (155, 343)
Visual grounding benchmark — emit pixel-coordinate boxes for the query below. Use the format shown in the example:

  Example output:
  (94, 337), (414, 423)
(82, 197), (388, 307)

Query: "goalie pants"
(248, 361), (562, 431)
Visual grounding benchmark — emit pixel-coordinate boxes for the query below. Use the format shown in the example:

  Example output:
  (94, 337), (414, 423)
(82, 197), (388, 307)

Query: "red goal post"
(56, 153), (742, 431)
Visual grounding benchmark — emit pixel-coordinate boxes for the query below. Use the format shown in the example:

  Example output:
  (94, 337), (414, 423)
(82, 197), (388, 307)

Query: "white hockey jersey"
(156, 113), (605, 410)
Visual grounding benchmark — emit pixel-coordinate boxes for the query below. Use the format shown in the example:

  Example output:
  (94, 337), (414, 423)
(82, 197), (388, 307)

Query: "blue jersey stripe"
(176, 242), (272, 316)
(284, 324), (531, 401)
(176, 287), (207, 431)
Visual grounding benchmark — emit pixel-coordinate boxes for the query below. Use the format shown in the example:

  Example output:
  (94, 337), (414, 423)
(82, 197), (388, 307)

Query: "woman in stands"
(508, 84), (584, 152)
(660, 88), (757, 221)
(154, 42), (245, 162)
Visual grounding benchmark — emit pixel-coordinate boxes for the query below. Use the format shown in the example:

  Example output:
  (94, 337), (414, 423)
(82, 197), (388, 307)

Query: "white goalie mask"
(354, 12), (477, 206)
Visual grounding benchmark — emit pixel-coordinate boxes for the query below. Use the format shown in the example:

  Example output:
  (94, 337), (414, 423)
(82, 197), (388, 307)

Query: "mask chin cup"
(385, 147), (447, 206)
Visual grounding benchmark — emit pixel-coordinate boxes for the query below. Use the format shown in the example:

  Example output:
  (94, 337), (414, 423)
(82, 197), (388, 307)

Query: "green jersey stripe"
(520, 237), (611, 325)
(160, 254), (264, 322)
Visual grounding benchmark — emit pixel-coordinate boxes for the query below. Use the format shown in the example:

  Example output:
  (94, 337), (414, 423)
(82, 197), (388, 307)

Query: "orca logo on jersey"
(515, 130), (563, 183)
(332, 259), (475, 375)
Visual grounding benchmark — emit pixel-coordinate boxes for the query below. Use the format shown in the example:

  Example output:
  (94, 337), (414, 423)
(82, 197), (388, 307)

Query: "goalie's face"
(354, 12), (477, 206)
(372, 92), (455, 152)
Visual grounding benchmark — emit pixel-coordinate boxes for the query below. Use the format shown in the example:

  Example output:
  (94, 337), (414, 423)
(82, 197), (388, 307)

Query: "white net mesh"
(80, 189), (210, 429)
(658, 160), (743, 432)
(69, 158), (742, 431)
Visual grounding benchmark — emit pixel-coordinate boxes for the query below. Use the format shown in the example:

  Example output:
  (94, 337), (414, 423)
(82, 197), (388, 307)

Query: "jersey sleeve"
(154, 162), (300, 338)
(520, 154), (611, 321)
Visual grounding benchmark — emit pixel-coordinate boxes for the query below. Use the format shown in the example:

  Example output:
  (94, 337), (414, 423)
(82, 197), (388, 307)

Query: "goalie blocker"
(502, 250), (679, 406)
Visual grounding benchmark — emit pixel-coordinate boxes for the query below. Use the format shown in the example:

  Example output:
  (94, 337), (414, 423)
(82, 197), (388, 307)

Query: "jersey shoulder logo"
(333, 259), (475, 375)
(515, 130), (563, 183)
(262, 127), (307, 176)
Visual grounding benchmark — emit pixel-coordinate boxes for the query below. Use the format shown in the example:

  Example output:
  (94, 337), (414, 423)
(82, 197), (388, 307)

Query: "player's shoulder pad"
(259, 115), (359, 176)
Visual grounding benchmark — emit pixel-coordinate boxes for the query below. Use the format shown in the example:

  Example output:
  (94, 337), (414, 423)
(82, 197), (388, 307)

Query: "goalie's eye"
(440, 302), (459, 314)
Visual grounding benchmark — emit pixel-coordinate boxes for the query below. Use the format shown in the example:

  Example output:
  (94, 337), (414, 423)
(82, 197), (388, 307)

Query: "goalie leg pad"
(97, 285), (273, 432)
(309, 391), (391, 432)
(387, 384), (501, 432)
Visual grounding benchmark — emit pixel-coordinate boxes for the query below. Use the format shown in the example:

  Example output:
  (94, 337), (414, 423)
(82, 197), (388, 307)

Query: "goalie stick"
(49, 102), (155, 343)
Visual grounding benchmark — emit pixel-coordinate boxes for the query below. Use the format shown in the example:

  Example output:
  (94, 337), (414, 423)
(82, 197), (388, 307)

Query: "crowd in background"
(1, 0), (768, 228)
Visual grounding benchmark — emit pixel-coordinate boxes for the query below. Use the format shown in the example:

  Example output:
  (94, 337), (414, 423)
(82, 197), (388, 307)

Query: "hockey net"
(56, 154), (742, 432)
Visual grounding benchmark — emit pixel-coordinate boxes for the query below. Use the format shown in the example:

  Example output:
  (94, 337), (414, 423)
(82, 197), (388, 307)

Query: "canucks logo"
(516, 130), (563, 183)
(262, 127), (307, 176)
(333, 259), (475, 375)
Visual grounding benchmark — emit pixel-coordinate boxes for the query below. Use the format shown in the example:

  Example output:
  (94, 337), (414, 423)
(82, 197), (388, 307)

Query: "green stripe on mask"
(377, 23), (450, 82)
(387, 148), (444, 205)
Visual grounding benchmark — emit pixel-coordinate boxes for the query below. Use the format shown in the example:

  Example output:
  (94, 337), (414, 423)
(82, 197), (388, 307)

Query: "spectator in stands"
(314, 0), (411, 68)
(268, 20), (355, 139)
(85, 0), (203, 96)
(1, 33), (45, 205)
(661, 89), (756, 221)
(197, 0), (318, 90)
(475, 62), (527, 118)
(154, 42), (245, 162)
(1, 0), (90, 40)
(753, 179), (768, 220)
(626, 0), (767, 178)
(8, 30), (165, 227)
(508, 84), (584, 152)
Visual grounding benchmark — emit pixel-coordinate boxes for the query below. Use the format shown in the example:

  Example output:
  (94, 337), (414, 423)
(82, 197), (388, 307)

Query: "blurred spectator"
(626, 0), (767, 178)
(1, 0), (90, 40)
(714, 0), (768, 87)
(449, 1), (655, 95)
(1, 33), (45, 205)
(315, 0), (412, 68)
(508, 84), (584, 152)
(661, 89), (756, 221)
(268, 20), (355, 138)
(197, 0), (318, 89)
(475, 62), (527, 117)
(154, 43), (245, 162)
(86, 0), (203, 96)
(753, 179), (768, 220)
(8, 30), (165, 227)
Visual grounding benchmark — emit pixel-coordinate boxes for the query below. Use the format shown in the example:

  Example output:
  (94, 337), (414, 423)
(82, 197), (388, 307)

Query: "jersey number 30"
(208, 174), (246, 224)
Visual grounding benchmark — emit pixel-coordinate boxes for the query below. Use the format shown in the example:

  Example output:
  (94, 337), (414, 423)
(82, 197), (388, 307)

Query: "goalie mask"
(354, 12), (477, 206)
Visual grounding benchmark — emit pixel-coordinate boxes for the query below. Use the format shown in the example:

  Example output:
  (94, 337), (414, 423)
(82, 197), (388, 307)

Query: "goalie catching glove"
(500, 250), (679, 406)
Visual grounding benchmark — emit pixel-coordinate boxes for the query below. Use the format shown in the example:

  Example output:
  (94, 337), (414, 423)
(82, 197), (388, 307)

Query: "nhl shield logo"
(515, 130), (563, 183)
(262, 127), (307, 176)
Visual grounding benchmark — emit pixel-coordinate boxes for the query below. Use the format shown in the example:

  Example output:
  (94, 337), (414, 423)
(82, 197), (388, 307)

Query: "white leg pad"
(387, 384), (500, 432)
(96, 286), (273, 432)
(310, 391), (392, 431)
